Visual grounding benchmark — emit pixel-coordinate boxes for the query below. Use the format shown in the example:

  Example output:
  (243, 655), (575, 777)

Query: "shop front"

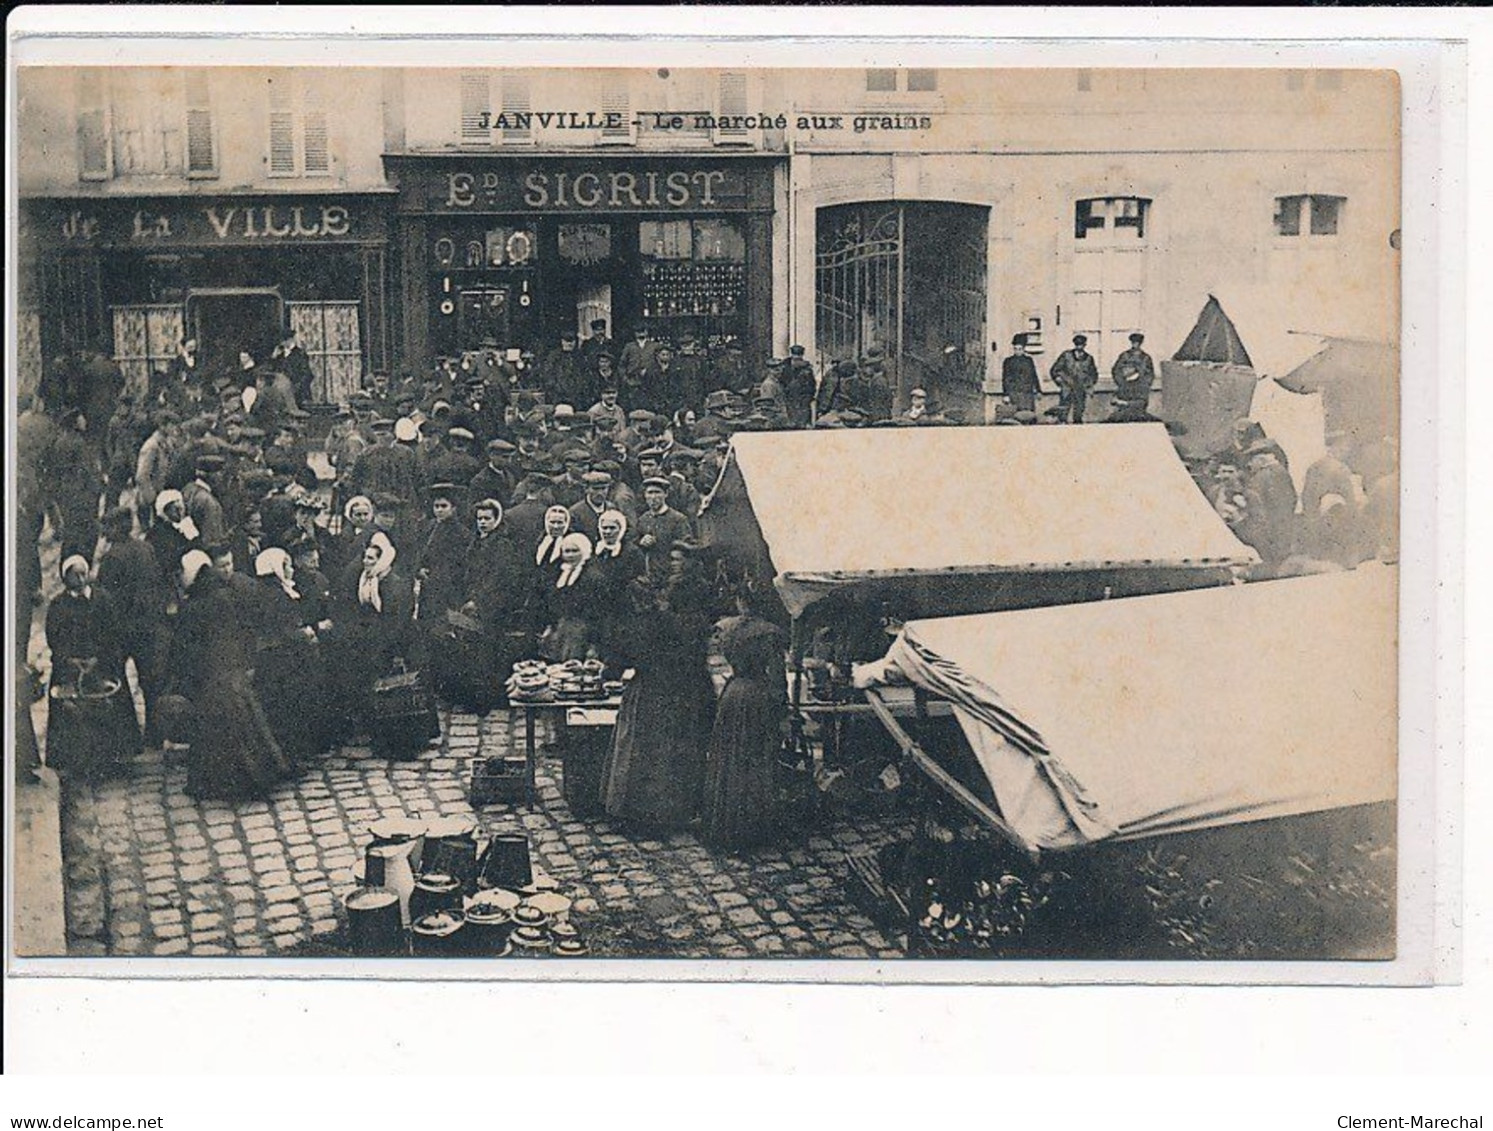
(388, 155), (780, 369)
(18, 193), (394, 403)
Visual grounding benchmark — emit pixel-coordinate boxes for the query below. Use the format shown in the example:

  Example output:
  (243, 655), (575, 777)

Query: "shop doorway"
(815, 201), (988, 413)
(187, 288), (285, 376)
(457, 286), (512, 349)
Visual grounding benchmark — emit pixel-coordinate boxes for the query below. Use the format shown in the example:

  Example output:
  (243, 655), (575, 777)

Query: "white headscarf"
(535, 505), (572, 566)
(154, 488), (200, 542)
(59, 554), (92, 598)
(254, 547), (300, 600)
(180, 548), (212, 591)
(594, 509), (628, 558)
(357, 531), (397, 612)
(343, 494), (374, 525)
(554, 533), (593, 589)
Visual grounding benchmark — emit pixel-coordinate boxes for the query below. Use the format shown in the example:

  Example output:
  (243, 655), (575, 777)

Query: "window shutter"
(302, 80), (330, 174)
(599, 74), (634, 144)
(713, 71), (751, 145)
(112, 74), (145, 174)
(500, 73), (532, 143)
(268, 76), (296, 175)
(77, 69), (111, 180)
(185, 71), (216, 175)
(460, 72), (490, 144)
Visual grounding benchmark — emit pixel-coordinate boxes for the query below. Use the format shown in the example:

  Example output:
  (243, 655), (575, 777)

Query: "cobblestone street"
(57, 706), (914, 960)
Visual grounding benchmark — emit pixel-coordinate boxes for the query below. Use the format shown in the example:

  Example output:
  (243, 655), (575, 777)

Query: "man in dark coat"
(95, 506), (167, 743)
(271, 330), (317, 407)
(1111, 331), (1157, 414)
(414, 486), (474, 627)
(782, 345), (818, 428)
(1001, 334), (1041, 415)
(503, 475), (554, 552)
(182, 454), (229, 549)
(673, 333), (709, 412)
(1049, 333), (1100, 424)
(580, 318), (613, 370)
(635, 477), (694, 583)
(468, 438), (517, 509)
(619, 325), (660, 396)
(568, 470), (624, 542)
(539, 329), (588, 408)
(348, 418), (420, 515)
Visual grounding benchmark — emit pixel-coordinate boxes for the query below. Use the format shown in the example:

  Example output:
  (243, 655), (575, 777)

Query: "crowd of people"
(17, 319), (1396, 851)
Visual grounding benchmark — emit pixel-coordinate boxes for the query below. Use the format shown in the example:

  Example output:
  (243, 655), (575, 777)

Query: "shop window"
(640, 219), (747, 324)
(112, 304), (184, 395)
(267, 74), (332, 177)
(289, 301), (362, 403)
(77, 69), (111, 181)
(1274, 194), (1344, 238)
(1074, 196), (1150, 242)
(185, 71), (217, 178)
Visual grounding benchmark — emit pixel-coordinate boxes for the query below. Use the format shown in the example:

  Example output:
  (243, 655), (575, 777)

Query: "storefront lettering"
(203, 204), (351, 240)
(131, 211), (174, 240)
(443, 169), (732, 211)
(61, 211), (100, 241)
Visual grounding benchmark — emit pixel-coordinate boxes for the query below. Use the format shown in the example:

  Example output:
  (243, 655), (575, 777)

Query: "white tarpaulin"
(718, 425), (1258, 617)
(874, 565), (1397, 851)
(1249, 377), (1327, 497)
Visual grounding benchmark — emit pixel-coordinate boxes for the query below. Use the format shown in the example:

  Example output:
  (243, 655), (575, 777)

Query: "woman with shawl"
(251, 547), (331, 763)
(599, 543), (719, 831)
(702, 616), (788, 850)
(147, 488), (200, 578)
(169, 549), (291, 800)
(541, 532), (605, 662)
(328, 493), (382, 579)
(333, 532), (419, 749)
(44, 554), (143, 780)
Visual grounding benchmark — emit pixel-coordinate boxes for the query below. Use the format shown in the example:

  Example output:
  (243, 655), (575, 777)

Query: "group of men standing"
(1001, 330), (1156, 423)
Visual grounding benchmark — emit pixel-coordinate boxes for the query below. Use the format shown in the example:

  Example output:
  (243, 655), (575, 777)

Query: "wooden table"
(512, 696), (623, 805)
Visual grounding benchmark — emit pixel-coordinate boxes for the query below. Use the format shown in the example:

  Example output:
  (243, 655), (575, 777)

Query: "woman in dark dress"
(251, 547), (331, 763)
(147, 488), (200, 578)
(541, 532), (605, 662)
(589, 509), (646, 590)
(332, 532), (420, 749)
(44, 554), (143, 780)
(599, 545), (719, 832)
(327, 494), (381, 580)
(169, 549), (292, 800)
(702, 617), (788, 850)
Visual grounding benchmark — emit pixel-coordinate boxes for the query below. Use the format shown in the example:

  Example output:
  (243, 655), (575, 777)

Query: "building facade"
(17, 66), (1398, 411)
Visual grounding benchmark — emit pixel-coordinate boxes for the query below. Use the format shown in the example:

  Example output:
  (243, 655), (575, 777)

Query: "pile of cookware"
(343, 815), (590, 958)
(506, 658), (616, 703)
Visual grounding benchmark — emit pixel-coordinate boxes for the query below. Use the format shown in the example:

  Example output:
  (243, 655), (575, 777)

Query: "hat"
(428, 482), (459, 501)
(394, 417), (420, 442)
(486, 437), (516, 454)
(595, 351), (616, 364)
(1129, 332), (1146, 344)
(1072, 334), (1088, 345)
(765, 358), (784, 369)
(1011, 334), (1027, 347)
(195, 453), (226, 472)
(333, 407), (354, 421)
(369, 416), (395, 432)
(865, 346), (886, 360)
(627, 409), (654, 423)
(789, 344), (806, 357)
(703, 390), (732, 411)
(561, 328), (578, 340)
(553, 404), (576, 420)
(642, 476), (671, 490)
(594, 459), (623, 477)
(447, 427), (475, 442)
(637, 447), (665, 464)
(909, 387), (928, 398)
(294, 495), (327, 512)
(562, 449), (591, 466)
(664, 448), (701, 466)
(581, 470), (613, 486)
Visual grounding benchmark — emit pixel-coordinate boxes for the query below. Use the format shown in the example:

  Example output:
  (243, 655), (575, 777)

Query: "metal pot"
(410, 910), (466, 957)
(463, 901), (516, 956)
(345, 888), (404, 957)
(509, 925), (552, 956)
(477, 832), (533, 891)
(368, 815), (427, 873)
(364, 843), (417, 928)
(409, 872), (464, 922)
(423, 817), (479, 891)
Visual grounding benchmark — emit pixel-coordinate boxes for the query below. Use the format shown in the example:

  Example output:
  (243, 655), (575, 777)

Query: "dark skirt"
(254, 639), (331, 763)
(599, 657), (716, 831)
(186, 668), (293, 800)
(702, 675), (784, 851)
(45, 675), (142, 781)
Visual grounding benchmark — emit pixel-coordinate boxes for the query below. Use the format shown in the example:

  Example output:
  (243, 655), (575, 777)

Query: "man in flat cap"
(581, 317), (613, 369)
(349, 414), (420, 528)
(636, 475), (694, 583)
(551, 448), (592, 509)
(1050, 333), (1100, 424)
(1001, 333), (1041, 415)
(619, 324), (660, 400)
(1111, 331), (1156, 415)
(783, 344), (818, 428)
(674, 331), (708, 412)
(183, 453), (229, 547)
(568, 468), (623, 542)
(468, 437), (517, 507)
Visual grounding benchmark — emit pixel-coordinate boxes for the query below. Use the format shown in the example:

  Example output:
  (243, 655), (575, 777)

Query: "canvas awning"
(1277, 336), (1398, 449)
(701, 424), (1258, 618)
(1172, 294), (1254, 367)
(866, 564), (1398, 853)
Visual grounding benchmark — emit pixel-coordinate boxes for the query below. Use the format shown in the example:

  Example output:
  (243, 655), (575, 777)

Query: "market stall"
(855, 563), (1398, 858)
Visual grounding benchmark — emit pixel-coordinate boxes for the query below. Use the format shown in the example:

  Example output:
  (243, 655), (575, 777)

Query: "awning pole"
(864, 690), (1037, 863)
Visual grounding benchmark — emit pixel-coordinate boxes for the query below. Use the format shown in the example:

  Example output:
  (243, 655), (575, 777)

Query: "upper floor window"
(76, 69), (217, 182)
(1075, 196), (1150, 241)
(458, 71), (533, 146)
(267, 73), (330, 176)
(865, 68), (938, 94)
(1274, 194), (1344, 237)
